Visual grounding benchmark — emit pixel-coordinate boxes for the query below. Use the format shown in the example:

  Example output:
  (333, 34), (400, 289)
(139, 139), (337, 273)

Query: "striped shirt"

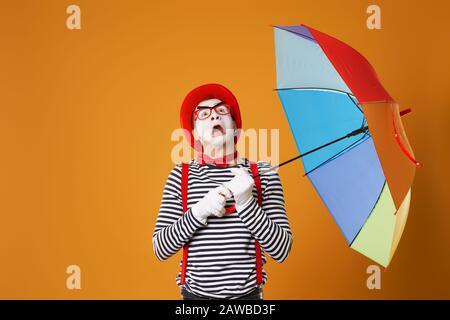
(152, 158), (293, 299)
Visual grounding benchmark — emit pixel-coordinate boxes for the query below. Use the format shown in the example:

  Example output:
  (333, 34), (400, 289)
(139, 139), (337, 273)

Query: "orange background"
(1, 0), (449, 299)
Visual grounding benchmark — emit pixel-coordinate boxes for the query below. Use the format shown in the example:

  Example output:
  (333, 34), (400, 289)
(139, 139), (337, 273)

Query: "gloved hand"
(223, 167), (255, 210)
(191, 186), (228, 225)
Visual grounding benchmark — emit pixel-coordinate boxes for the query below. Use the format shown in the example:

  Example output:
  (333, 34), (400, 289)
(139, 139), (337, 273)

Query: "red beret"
(180, 83), (242, 151)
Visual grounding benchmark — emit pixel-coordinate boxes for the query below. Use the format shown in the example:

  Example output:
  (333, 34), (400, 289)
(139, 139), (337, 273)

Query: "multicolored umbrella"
(272, 25), (421, 267)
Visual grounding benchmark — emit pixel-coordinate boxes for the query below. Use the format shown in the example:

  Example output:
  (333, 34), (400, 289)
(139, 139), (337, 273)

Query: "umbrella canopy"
(273, 25), (421, 267)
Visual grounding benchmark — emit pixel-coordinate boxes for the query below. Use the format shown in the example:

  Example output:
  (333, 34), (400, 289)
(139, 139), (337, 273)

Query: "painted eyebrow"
(196, 101), (225, 109)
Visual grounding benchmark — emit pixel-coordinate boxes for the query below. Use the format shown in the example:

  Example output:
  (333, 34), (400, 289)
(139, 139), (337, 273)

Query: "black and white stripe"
(152, 158), (293, 299)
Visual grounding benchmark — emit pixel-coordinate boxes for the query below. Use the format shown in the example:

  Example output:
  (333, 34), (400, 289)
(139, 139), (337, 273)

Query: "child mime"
(153, 83), (292, 300)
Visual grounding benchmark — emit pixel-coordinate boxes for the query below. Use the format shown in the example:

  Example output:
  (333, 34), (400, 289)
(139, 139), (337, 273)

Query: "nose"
(210, 110), (221, 121)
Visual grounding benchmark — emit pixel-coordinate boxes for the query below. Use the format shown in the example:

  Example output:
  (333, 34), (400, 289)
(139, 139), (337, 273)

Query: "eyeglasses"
(193, 104), (230, 121)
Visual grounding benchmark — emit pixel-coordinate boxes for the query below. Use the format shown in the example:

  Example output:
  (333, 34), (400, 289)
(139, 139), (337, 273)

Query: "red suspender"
(180, 162), (264, 286)
(250, 162), (263, 285)
(180, 163), (189, 285)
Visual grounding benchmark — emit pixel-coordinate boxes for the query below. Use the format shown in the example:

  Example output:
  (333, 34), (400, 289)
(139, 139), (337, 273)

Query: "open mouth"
(212, 124), (225, 137)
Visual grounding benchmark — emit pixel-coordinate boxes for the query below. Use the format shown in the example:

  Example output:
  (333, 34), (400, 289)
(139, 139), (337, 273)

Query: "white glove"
(223, 167), (255, 210)
(191, 186), (228, 225)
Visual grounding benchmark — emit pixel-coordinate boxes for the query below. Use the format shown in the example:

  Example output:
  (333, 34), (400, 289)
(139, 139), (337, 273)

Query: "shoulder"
(255, 160), (273, 171)
(167, 163), (182, 178)
(163, 160), (199, 197)
(240, 159), (270, 169)
(261, 160), (284, 184)
(250, 160), (278, 176)
(247, 160), (282, 185)
(168, 159), (200, 177)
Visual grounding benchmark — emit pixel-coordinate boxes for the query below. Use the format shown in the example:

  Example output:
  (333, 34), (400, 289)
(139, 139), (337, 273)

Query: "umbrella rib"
(346, 93), (363, 114)
(301, 131), (371, 177)
(254, 125), (369, 178)
(274, 86), (355, 97)
(349, 180), (387, 247)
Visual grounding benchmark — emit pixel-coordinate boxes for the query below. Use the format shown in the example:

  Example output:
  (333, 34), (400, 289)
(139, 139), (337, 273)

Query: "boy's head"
(180, 84), (242, 152)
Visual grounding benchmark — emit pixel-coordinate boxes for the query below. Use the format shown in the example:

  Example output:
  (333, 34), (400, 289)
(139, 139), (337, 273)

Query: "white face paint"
(193, 98), (236, 154)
